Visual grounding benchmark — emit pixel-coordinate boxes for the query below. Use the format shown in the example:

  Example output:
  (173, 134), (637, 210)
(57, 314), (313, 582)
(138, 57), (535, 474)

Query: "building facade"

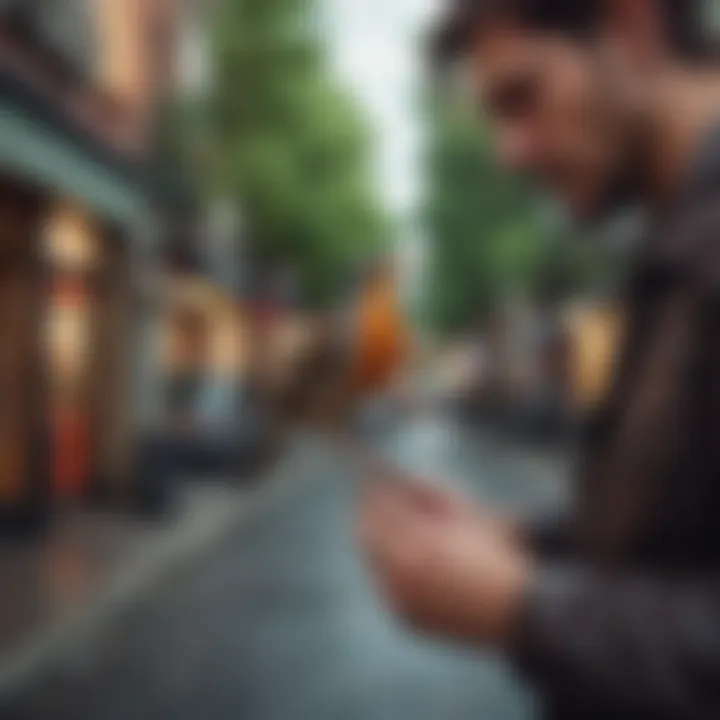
(0, 0), (207, 532)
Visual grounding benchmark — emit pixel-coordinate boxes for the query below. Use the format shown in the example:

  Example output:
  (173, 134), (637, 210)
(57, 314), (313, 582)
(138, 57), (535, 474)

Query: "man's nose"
(497, 125), (537, 172)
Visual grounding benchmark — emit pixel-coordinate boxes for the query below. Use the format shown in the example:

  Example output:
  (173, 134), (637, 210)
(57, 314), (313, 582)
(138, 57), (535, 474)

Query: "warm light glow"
(44, 202), (100, 272)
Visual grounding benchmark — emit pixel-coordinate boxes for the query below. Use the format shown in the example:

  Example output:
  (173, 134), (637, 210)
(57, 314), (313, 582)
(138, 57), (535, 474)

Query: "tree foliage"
(209, 0), (389, 305)
(422, 86), (542, 333)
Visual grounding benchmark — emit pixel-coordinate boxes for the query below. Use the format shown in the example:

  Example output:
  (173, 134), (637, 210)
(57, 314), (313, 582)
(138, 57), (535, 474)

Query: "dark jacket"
(515, 134), (720, 720)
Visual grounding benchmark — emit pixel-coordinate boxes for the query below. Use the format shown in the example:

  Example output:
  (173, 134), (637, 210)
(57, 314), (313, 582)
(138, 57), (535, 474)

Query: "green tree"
(422, 85), (544, 332)
(209, 0), (389, 305)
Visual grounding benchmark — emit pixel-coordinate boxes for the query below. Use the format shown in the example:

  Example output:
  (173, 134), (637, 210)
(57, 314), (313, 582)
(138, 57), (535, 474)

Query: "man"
(357, 1), (720, 718)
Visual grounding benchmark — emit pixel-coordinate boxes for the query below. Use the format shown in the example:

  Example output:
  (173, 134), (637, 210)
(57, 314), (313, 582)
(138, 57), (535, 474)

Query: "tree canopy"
(209, 0), (389, 305)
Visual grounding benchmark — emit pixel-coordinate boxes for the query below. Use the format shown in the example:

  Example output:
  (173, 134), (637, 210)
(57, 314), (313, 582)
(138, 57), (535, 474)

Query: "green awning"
(0, 101), (146, 225)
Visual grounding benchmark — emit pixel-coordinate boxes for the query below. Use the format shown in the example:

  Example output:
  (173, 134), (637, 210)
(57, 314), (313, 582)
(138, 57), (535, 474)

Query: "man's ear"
(602, 0), (667, 71)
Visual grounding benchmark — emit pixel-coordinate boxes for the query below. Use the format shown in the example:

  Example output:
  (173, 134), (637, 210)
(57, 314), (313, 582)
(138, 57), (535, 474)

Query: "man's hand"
(357, 482), (532, 647)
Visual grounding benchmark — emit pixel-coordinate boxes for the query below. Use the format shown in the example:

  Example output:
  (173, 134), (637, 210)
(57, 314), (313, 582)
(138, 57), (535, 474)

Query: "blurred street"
(3, 412), (568, 720)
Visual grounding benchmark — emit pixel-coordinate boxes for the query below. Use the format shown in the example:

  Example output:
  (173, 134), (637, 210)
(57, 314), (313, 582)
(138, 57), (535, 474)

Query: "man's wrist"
(488, 551), (535, 650)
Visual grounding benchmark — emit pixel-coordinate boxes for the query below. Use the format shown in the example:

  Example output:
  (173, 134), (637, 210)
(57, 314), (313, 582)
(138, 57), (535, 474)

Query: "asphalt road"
(3, 414), (569, 720)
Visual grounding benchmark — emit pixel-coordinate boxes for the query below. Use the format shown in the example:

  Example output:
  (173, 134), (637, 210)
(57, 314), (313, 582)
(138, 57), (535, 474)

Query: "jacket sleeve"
(507, 211), (720, 717)
(512, 565), (720, 719)
(509, 219), (720, 718)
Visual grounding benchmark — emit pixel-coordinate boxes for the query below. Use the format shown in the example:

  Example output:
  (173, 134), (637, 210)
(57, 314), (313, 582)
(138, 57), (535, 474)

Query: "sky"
(324, 0), (441, 301)
(324, 0), (441, 218)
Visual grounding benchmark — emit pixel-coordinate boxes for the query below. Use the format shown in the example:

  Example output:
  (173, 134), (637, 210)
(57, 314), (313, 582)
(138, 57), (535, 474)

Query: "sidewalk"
(1, 425), (538, 720)
(0, 482), (255, 697)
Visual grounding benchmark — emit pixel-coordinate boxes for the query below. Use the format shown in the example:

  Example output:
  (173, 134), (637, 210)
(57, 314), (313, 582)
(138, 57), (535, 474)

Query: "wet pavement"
(0, 483), (256, 696)
(2, 414), (569, 720)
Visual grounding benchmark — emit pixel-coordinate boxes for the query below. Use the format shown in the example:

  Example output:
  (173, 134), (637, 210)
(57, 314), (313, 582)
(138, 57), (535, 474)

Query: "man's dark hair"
(433, 0), (714, 65)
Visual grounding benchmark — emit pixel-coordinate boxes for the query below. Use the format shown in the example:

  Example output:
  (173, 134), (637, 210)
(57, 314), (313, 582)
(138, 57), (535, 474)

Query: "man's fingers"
(358, 485), (416, 543)
(357, 485), (432, 563)
(392, 480), (467, 516)
(361, 478), (469, 521)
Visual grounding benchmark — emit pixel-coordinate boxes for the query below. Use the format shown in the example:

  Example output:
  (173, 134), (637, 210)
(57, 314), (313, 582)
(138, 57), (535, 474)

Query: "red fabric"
(52, 409), (90, 500)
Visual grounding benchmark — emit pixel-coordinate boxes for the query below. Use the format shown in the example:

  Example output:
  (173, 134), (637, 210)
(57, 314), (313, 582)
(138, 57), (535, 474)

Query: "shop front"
(0, 72), (153, 532)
